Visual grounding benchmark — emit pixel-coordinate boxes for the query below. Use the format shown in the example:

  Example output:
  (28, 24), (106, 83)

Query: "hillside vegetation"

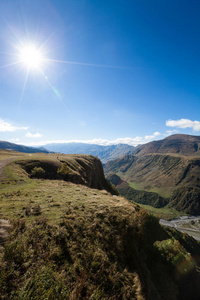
(14, 153), (116, 194)
(104, 135), (200, 215)
(0, 150), (200, 299)
(106, 173), (168, 208)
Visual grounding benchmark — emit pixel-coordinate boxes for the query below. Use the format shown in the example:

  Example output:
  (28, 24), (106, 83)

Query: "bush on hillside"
(57, 163), (70, 180)
(30, 167), (45, 178)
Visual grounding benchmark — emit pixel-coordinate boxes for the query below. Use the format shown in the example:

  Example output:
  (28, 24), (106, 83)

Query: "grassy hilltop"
(1, 150), (200, 299)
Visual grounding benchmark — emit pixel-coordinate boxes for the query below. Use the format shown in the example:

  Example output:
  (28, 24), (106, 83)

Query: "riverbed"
(159, 215), (200, 241)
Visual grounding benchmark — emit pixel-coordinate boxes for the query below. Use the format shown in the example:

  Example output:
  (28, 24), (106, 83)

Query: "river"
(159, 215), (200, 241)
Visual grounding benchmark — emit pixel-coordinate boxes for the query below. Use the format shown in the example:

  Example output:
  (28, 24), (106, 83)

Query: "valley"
(105, 134), (200, 216)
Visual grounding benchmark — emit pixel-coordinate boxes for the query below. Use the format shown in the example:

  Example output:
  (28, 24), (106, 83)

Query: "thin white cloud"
(165, 130), (178, 136)
(22, 132), (163, 147)
(22, 137), (145, 147)
(144, 131), (161, 140)
(0, 118), (28, 132)
(10, 138), (20, 142)
(25, 132), (42, 138)
(166, 118), (200, 131)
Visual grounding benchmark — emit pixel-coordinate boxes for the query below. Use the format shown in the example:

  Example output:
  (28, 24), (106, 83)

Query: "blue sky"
(0, 0), (200, 146)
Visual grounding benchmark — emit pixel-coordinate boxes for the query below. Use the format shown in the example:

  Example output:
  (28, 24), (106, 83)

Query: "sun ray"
(0, 61), (21, 70)
(38, 67), (69, 110)
(0, 35), (131, 107)
(46, 58), (130, 69)
(19, 68), (30, 108)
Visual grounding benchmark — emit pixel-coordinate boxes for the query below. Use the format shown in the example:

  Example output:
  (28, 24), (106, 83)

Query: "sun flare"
(19, 45), (45, 70)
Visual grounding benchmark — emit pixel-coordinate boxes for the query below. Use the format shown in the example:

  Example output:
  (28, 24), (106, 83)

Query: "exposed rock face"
(61, 155), (117, 194)
(63, 155), (110, 189)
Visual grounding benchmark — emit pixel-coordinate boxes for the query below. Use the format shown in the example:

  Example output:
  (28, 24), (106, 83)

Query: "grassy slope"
(105, 154), (200, 193)
(104, 153), (200, 214)
(1, 151), (200, 299)
(106, 172), (168, 209)
(134, 134), (200, 157)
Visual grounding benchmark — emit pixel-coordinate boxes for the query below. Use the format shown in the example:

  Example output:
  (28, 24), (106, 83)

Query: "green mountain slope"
(0, 151), (200, 299)
(107, 172), (168, 208)
(104, 134), (200, 215)
(134, 134), (200, 156)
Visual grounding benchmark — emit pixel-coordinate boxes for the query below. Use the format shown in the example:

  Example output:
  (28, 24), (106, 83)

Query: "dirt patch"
(0, 157), (16, 181)
(0, 219), (11, 251)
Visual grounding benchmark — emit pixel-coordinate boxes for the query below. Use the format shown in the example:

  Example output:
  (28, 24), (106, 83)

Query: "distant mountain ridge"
(0, 141), (49, 154)
(0, 141), (135, 163)
(44, 142), (135, 163)
(134, 134), (200, 156)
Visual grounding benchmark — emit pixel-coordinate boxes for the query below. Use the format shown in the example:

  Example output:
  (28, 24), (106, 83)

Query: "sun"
(18, 44), (45, 70)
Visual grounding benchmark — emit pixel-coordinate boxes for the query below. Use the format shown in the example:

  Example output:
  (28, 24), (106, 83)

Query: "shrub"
(57, 163), (70, 179)
(31, 167), (45, 178)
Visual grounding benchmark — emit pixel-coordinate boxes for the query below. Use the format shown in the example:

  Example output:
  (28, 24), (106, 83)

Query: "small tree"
(57, 163), (70, 179)
(31, 167), (45, 178)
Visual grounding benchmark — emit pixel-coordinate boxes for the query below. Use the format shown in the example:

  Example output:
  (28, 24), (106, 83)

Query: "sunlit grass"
(136, 203), (184, 220)
(1, 151), (200, 299)
(128, 181), (171, 198)
(128, 181), (141, 190)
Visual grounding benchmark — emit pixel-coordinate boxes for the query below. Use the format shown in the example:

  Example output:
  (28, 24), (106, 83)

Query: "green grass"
(135, 203), (184, 220)
(0, 150), (25, 161)
(128, 181), (141, 190)
(146, 186), (172, 198)
(1, 151), (200, 299)
(129, 181), (172, 198)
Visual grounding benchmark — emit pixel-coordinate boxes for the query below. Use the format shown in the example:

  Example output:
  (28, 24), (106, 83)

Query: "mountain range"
(1, 134), (200, 214)
(43, 142), (135, 163)
(105, 134), (200, 215)
(0, 141), (135, 163)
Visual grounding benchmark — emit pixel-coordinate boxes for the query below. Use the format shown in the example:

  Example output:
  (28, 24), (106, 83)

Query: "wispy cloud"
(22, 131), (163, 147)
(10, 138), (20, 142)
(165, 130), (178, 136)
(166, 118), (200, 131)
(25, 132), (42, 138)
(144, 131), (161, 140)
(0, 118), (28, 132)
